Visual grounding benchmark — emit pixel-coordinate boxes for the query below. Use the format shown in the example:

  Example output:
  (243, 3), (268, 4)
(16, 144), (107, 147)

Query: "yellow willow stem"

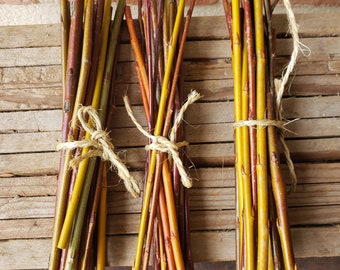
(241, 39), (255, 270)
(231, 1), (245, 269)
(133, 0), (186, 268)
(254, 0), (269, 269)
(97, 162), (107, 270)
(268, 236), (275, 270)
(57, 0), (112, 249)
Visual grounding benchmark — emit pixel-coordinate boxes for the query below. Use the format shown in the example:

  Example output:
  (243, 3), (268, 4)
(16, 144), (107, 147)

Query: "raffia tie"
(56, 106), (140, 198)
(123, 90), (202, 189)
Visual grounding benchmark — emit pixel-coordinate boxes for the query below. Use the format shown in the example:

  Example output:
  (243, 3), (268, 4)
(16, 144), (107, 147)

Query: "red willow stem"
(243, 0), (257, 211)
(222, 0), (233, 38)
(85, 0), (104, 102)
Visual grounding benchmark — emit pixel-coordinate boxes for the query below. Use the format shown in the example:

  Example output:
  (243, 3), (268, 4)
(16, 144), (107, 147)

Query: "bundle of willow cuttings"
(49, 1), (139, 269)
(123, 0), (198, 269)
(224, 0), (299, 269)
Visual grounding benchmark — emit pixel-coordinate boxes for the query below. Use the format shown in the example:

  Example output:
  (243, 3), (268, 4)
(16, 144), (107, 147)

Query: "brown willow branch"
(265, 3), (296, 268)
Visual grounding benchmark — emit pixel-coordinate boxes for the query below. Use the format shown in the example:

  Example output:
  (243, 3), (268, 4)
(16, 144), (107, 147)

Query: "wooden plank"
(0, 24), (60, 49)
(0, 175), (56, 197)
(2, 203), (340, 241)
(2, 182), (339, 219)
(1, 36), (339, 67)
(0, 47), (61, 68)
(0, 65), (61, 89)
(0, 218), (53, 240)
(1, 136), (339, 178)
(1, 227), (339, 268)
(0, 96), (339, 134)
(0, 87), (62, 111)
(187, 14), (340, 39)
(1, 13), (339, 49)
(0, 152), (59, 177)
(1, 163), (338, 198)
(1, 74), (339, 112)
(0, 131), (60, 154)
(0, 110), (61, 133)
(0, 140), (332, 178)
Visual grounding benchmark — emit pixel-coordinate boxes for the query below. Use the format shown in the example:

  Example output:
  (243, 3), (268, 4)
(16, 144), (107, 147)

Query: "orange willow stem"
(159, 183), (176, 270)
(162, 160), (185, 269)
(254, 0), (269, 269)
(133, 0), (186, 268)
(125, 6), (150, 122)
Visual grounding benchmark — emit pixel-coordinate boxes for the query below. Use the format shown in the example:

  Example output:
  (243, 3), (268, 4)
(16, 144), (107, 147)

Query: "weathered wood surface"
(0, 13), (340, 269)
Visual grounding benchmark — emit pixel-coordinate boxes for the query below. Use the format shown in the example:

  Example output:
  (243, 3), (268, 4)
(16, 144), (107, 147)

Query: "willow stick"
(125, 7), (150, 121)
(230, 0), (245, 269)
(85, 0), (105, 103)
(49, 2), (84, 268)
(60, 0), (69, 102)
(241, 37), (255, 270)
(133, 0), (186, 267)
(244, 0), (257, 210)
(265, 7), (296, 269)
(162, 159), (185, 269)
(142, 153), (163, 270)
(57, 0), (112, 249)
(159, 183), (176, 270)
(254, 0), (269, 268)
(97, 162), (108, 270)
(158, 216), (167, 270)
(80, 161), (103, 270)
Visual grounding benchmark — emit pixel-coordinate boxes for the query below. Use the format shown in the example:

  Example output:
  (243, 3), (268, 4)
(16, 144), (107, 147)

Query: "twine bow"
(123, 90), (202, 188)
(56, 106), (140, 198)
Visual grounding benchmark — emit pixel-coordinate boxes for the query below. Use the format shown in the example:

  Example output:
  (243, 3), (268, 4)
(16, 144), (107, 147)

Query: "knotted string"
(56, 106), (140, 198)
(123, 90), (202, 188)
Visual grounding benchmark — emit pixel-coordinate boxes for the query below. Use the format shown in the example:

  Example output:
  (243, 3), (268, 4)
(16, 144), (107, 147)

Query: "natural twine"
(123, 90), (202, 189)
(56, 106), (140, 198)
(275, 0), (310, 191)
